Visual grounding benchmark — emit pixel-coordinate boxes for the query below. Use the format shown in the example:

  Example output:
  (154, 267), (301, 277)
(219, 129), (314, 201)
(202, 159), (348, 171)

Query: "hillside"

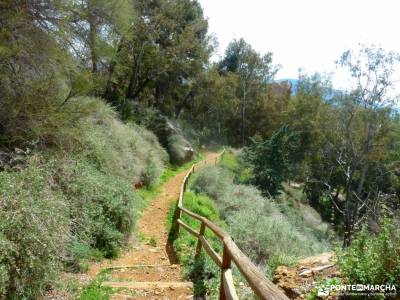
(0, 97), (167, 297)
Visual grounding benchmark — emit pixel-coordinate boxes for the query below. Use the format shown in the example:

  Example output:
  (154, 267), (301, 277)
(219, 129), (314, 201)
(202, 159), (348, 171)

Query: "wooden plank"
(223, 269), (239, 300)
(224, 237), (289, 300)
(200, 236), (222, 267)
(177, 219), (199, 238)
(178, 193), (183, 206)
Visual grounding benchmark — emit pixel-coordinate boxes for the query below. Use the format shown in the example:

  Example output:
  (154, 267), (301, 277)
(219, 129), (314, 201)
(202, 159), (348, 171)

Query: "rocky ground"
(273, 253), (340, 299)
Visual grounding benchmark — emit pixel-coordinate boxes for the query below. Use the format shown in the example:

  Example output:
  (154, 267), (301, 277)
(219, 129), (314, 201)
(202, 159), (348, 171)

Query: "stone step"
(102, 281), (193, 290)
(108, 264), (182, 282)
(105, 264), (171, 270)
(110, 292), (194, 300)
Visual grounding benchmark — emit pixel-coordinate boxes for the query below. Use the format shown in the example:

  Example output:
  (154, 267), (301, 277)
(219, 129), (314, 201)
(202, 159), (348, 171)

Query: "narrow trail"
(87, 152), (219, 300)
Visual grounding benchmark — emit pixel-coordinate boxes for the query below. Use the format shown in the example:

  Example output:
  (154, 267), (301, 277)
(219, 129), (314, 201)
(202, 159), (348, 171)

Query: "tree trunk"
(103, 38), (125, 103)
(241, 87), (246, 147)
(175, 90), (194, 118)
(89, 15), (97, 73)
(343, 169), (354, 248)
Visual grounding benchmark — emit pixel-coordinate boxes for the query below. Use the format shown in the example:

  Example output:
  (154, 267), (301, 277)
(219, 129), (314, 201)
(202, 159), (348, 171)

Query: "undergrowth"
(0, 97), (170, 299)
(337, 218), (400, 290)
(79, 270), (114, 300)
(167, 190), (224, 298)
(191, 152), (334, 278)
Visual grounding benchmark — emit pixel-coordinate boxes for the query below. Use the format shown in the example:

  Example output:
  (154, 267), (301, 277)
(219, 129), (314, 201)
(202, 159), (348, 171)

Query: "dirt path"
(87, 152), (219, 299)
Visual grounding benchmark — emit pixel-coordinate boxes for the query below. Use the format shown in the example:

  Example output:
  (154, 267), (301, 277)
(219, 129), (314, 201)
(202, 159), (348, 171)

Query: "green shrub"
(78, 270), (113, 300)
(192, 166), (234, 201)
(0, 153), (142, 298)
(244, 125), (301, 196)
(0, 157), (68, 299)
(0, 97), (169, 298)
(53, 157), (139, 260)
(337, 218), (400, 289)
(62, 97), (168, 187)
(1, 96), (168, 187)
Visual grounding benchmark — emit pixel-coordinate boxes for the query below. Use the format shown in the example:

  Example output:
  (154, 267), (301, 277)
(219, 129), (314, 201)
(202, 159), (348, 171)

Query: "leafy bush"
(337, 218), (400, 289)
(1, 96), (168, 186)
(0, 97), (169, 298)
(0, 157), (68, 299)
(191, 166), (234, 201)
(54, 157), (139, 260)
(62, 97), (168, 187)
(244, 125), (301, 196)
(192, 165), (332, 276)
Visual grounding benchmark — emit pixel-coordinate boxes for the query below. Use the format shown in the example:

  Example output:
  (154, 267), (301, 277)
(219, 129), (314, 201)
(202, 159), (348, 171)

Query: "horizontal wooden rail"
(175, 150), (289, 300)
(199, 236), (222, 267)
(177, 219), (199, 238)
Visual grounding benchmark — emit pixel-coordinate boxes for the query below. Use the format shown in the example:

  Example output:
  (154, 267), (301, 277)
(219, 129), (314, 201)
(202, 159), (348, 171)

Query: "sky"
(199, 0), (400, 87)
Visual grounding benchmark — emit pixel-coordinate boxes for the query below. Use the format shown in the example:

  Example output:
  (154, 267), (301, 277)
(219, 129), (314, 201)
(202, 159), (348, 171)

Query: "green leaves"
(244, 125), (301, 196)
(0, 159), (68, 298)
(103, 0), (210, 117)
(337, 218), (400, 289)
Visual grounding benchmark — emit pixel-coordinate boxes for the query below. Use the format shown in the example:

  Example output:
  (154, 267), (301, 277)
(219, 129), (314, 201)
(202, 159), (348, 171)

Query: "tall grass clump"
(191, 164), (333, 276)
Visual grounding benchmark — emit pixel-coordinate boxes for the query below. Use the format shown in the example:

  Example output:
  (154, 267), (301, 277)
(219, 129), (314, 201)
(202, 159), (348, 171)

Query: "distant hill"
(275, 78), (342, 100)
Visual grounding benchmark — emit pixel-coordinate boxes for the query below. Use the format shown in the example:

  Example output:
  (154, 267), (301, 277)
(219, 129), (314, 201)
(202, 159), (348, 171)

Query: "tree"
(69, 0), (134, 74)
(0, 0), (76, 147)
(244, 126), (301, 196)
(219, 39), (279, 146)
(182, 65), (239, 144)
(103, 0), (211, 118)
(306, 46), (400, 246)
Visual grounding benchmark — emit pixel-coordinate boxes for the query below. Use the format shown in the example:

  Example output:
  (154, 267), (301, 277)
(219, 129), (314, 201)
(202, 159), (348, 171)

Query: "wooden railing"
(175, 151), (289, 300)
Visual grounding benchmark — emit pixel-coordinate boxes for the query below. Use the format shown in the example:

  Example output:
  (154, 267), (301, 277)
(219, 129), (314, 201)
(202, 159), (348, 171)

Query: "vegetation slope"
(0, 97), (168, 299)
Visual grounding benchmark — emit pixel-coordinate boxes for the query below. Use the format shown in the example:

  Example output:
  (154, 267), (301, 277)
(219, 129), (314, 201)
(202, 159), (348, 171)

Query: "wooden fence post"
(219, 244), (231, 300)
(195, 222), (206, 258)
(175, 206), (181, 234)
